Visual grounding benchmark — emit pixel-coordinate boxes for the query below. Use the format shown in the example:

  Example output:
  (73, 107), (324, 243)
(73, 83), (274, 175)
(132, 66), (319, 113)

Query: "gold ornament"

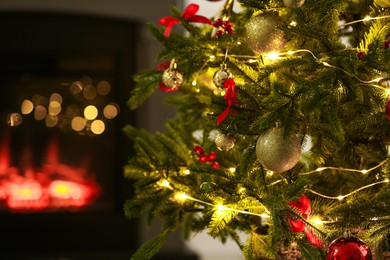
(162, 59), (183, 89)
(215, 131), (236, 151)
(255, 127), (301, 172)
(245, 13), (286, 54)
(283, 0), (305, 8)
(213, 63), (233, 88)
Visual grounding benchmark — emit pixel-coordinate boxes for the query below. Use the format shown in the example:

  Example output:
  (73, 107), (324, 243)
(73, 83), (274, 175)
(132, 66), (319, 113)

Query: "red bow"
(217, 78), (236, 125)
(158, 4), (212, 37)
(288, 195), (324, 247)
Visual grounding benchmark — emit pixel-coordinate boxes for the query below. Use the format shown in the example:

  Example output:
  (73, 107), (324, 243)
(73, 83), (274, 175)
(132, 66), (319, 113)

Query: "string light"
(339, 15), (390, 27)
(307, 179), (389, 200)
(300, 158), (388, 176)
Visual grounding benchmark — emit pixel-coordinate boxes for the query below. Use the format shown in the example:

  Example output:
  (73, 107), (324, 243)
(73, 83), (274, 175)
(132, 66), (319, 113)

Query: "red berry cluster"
(212, 18), (233, 37)
(193, 145), (220, 168)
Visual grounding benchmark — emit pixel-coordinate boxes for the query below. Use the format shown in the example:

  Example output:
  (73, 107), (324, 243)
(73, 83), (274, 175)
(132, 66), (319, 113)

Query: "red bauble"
(326, 237), (372, 260)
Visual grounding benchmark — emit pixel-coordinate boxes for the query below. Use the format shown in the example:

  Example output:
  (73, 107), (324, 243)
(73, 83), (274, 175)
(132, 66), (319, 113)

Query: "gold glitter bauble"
(245, 13), (286, 54)
(162, 68), (183, 89)
(283, 0), (305, 8)
(215, 132), (236, 151)
(256, 127), (301, 172)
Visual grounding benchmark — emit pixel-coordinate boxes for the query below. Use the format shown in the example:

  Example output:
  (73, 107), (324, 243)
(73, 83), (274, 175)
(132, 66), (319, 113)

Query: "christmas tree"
(123, 0), (390, 259)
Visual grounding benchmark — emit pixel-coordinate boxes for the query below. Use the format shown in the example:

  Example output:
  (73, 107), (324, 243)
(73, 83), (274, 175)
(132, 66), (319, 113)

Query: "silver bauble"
(213, 69), (232, 88)
(255, 127), (301, 172)
(283, 0), (305, 8)
(245, 13), (286, 54)
(162, 68), (183, 89)
(215, 132), (236, 151)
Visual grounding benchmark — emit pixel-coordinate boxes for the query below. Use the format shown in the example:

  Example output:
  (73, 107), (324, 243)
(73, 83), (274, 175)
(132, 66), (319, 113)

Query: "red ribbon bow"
(217, 78), (236, 125)
(158, 4), (212, 37)
(288, 195), (324, 247)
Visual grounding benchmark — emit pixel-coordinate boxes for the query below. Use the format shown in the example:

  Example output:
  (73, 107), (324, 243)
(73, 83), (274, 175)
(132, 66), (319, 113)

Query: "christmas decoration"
(212, 18), (234, 37)
(215, 131), (236, 151)
(287, 195), (324, 247)
(158, 4), (211, 37)
(245, 12), (286, 54)
(283, 0), (305, 8)
(217, 78), (237, 125)
(213, 63), (233, 88)
(256, 127), (301, 172)
(326, 237), (372, 260)
(193, 145), (220, 168)
(124, 1), (390, 259)
(161, 59), (183, 90)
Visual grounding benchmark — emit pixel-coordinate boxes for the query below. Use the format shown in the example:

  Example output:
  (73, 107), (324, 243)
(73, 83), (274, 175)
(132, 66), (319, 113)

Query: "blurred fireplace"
(0, 12), (139, 259)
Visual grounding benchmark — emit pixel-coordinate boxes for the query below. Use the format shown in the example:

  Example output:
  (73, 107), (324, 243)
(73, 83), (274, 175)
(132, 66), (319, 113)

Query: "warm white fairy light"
(159, 179), (173, 190)
(209, 55), (216, 61)
(300, 158), (388, 176)
(229, 167), (236, 173)
(339, 15), (390, 27)
(307, 179), (390, 200)
(184, 169), (191, 175)
(192, 80), (197, 86)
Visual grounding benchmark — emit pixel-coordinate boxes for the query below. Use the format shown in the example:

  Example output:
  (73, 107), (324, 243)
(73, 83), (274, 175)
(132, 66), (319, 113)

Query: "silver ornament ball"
(245, 13), (286, 54)
(255, 127), (301, 172)
(215, 132), (236, 151)
(162, 68), (183, 89)
(283, 0), (305, 8)
(213, 69), (232, 88)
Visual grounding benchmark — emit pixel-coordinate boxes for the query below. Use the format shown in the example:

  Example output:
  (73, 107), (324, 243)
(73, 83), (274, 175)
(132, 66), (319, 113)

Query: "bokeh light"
(48, 101), (61, 116)
(71, 116), (86, 131)
(21, 100), (34, 115)
(91, 120), (105, 135)
(84, 105), (98, 120)
(103, 103), (119, 119)
(70, 81), (83, 95)
(45, 115), (58, 127)
(34, 105), (47, 120)
(97, 81), (111, 96)
(83, 85), (97, 100)
(7, 113), (23, 126)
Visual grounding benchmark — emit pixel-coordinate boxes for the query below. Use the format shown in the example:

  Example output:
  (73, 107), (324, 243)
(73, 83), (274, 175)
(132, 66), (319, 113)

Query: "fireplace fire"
(0, 133), (100, 212)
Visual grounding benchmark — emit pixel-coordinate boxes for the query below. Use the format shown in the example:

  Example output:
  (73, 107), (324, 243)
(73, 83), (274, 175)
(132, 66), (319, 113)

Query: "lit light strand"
(177, 192), (270, 217)
(307, 179), (390, 200)
(299, 158), (388, 176)
(339, 15), (390, 27)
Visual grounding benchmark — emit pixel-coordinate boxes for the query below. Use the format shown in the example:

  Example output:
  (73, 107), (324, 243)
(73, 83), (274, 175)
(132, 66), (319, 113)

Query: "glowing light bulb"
(248, 59), (256, 63)
(216, 204), (227, 211)
(316, 167), (325, 172)
(192, 80), (197, 86)
(323, 62), (331, 67)
(175, 192), (189, 202)
(159, 179), (171, 188)
(363, 16), (371, 21)
(361, 169), (368, 174)
(337, 195), (345, 201)
(229, 168), (236, 173)
(287, 51), (294, 55)
(209, 55), (216, 61)
(266, 52), (280, 60)
(311, 217), (324, 225)
(290, 21), (297, 26)
(184, 169), (190, 175)
(237, 41), (241, 45)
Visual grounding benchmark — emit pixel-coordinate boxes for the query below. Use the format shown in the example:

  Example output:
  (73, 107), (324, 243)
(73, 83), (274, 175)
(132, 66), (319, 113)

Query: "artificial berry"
(357, 51), (366, 60)
(193, 145), (204, 155)
(211, 161), (220, 169)
(207, 151), (217, 161)
(199, 154), (208, 163)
